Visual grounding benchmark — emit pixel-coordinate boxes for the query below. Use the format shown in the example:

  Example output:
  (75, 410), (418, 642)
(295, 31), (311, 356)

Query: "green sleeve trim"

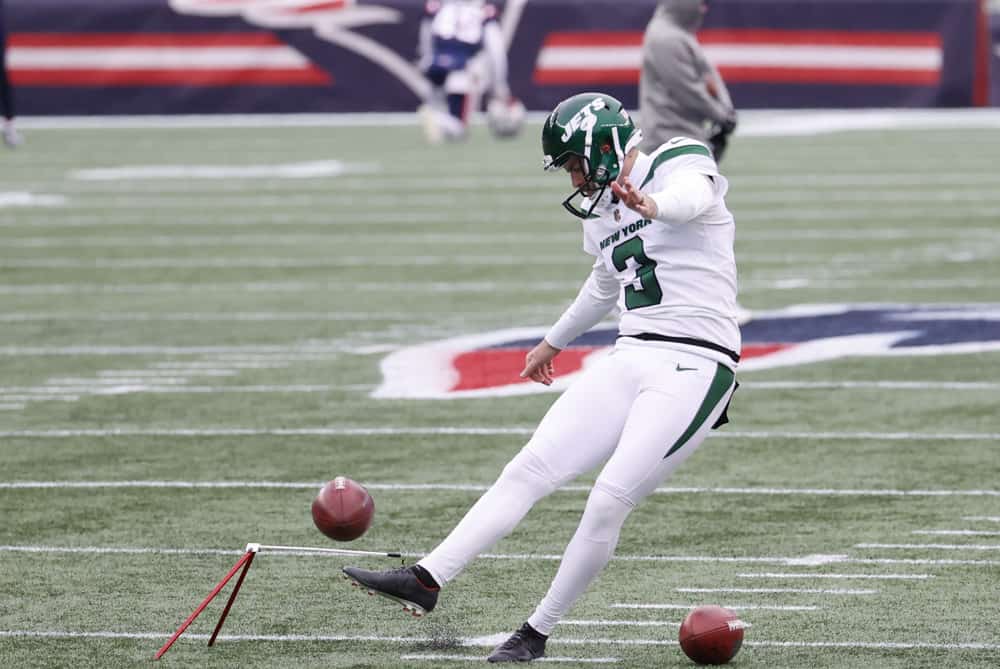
(639, 144), (712, 189)
(664, 363), (735, 458)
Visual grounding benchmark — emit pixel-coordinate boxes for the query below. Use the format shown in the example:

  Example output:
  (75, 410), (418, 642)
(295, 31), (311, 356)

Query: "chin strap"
(562, 182), (613, 219)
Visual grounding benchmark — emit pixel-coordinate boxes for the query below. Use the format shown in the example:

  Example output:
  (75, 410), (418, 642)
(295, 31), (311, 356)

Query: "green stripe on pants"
(664, 363), (735, 458)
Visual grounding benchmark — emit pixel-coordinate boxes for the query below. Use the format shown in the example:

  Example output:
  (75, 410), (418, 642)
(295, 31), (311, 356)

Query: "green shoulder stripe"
(639, 144), (712, 189)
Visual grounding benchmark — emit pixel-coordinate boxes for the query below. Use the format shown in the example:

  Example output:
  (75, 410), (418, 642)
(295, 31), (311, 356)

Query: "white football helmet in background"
(486, 96), (526, 139)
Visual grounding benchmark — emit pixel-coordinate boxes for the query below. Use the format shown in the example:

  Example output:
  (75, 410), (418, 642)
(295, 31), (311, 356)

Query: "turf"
(0, 117), (998, 668)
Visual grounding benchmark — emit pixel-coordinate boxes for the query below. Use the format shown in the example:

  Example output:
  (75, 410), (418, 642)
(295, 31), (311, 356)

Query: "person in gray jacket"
(639, 0), (735, 161)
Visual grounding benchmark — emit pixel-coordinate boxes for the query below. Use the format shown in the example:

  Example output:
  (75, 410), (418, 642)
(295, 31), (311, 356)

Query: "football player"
(416, 0), (511, 142)
(344, 92), (740, 663)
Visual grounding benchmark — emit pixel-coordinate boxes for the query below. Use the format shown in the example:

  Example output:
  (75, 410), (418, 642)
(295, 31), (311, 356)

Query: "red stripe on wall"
(972, 0), (989, 106)
(12, 68), (333, 86)
(698, 29), (941, 48)
(718, 65), (940, 85)
(8, 33), (284, 48)
(535, 67), (938, 87)
(541, 29), (941, 49)
(534, 68), (641, 85)
(542, 31), (643, 48)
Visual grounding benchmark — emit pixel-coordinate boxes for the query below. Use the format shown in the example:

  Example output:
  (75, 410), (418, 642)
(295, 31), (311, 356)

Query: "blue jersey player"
(416, 0), (511, 142)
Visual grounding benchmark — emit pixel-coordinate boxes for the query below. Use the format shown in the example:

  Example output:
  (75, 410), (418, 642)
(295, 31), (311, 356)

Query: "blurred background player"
(1, 0), (20, 147)
(639, 0), (735, 161)
(416, 0), (517, 142)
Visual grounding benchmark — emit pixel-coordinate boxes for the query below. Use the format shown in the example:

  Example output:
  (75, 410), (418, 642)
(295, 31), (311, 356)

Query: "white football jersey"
(429, 0), (492, 45)
(581, 138), (740, 365)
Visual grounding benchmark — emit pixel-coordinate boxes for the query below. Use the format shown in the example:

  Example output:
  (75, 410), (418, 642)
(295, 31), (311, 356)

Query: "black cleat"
(487, 623), (547, 663)
(342, 566), (439, 617)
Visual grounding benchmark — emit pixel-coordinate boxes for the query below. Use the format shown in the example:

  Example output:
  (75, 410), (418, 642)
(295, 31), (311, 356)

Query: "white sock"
(419, 447), (558, 586)
(527, 486), (633, 635)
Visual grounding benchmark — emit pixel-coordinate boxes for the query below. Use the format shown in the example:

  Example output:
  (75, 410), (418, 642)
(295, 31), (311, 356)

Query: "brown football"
(311, 477), (375, 542)
(678, 605), (747, 665)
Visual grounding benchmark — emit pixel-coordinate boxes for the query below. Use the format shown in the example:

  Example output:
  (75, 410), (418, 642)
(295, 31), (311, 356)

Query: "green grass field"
(1, 116), (999, 668)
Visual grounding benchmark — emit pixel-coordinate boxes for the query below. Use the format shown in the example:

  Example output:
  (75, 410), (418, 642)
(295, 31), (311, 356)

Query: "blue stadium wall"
(4, 0), (994, 115)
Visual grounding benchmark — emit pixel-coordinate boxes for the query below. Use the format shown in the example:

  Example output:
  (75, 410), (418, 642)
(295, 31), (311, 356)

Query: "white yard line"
(2, 277), (998, 295)
(0, 344), (392, 356)
(13, 255), (979, 270)
(741, 277), (997, 290)
(44, 377), (190, 386)
(611, 603), (819, 611)
(677, 587), (878, 595)
(2, 544), (996, 567)
(912, 530), (1000, 536)
(0, 545), (242, 556)
(4, 379), (997, 401)
(0, 403), (25, 410)
(400, 654), (619, 664)
(842, 558), (1000, 566)
(0, 281), (582, 295)
(0, 212), (539, 227)
(560, 620), (680, 627)
(0, 312), (414, 322)
(2, 629), (998, 651)
(0, 395), (79, 402)
(732, 189), (1000, 204)
(26, 171), (1000, 189)
(0, 256), (585, 269)
(0, 385), (370, 395)
(736, 572), (930, 580)
(15, 188), (1000, 209)
(30, 195), (559, 209)
(962, 516), (1000, 523)
(745, 381), (1000, 391)
(857, 543), (1000, 551)
(0, 427), (997, 440)
(0, 427), (533, 437)
(0, 227), (995, 248)
(96, 369), (236, 378)
(746, 641), (1000, 650)
(9, 170), (992, 190)
(1, 381), (994, 394)
(0, 629), (422, 643)
(0, 481), (997, 498)
(5, 208), (999, 226)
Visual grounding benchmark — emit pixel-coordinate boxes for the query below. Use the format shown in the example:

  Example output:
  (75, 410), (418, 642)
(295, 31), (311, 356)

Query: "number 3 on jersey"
(612, 237), (663, 310)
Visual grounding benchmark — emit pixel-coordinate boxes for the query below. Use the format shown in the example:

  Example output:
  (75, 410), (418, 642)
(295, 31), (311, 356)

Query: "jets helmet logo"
(560, 97), (606, 142)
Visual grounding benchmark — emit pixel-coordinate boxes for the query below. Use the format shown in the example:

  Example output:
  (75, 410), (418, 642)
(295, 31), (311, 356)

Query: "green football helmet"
(541, 92), (643, 218)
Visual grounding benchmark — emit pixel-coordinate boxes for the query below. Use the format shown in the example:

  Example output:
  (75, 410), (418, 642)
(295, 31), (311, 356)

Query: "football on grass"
(679, 605), (748, 665)
(311, 477), (374, 542)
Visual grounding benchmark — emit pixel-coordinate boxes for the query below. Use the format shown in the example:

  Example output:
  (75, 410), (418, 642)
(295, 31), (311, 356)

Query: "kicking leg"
(344, 351), (639, 620)
(419, 352), (637, 586)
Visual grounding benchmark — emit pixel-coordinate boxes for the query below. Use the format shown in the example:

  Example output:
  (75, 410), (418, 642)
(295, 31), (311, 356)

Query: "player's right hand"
(520, 340), (561, 386)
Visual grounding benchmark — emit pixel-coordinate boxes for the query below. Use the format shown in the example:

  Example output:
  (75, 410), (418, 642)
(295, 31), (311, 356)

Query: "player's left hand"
(520, 340), (561, 386)
(611, 177), (658, 218)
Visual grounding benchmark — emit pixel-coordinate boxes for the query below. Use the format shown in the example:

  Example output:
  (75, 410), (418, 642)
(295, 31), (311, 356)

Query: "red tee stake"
(154, 549), (255, 660)
(208, 550), (256, 646)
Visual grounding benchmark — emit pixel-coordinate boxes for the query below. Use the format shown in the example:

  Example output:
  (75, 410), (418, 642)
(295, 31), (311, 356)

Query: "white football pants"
(418, 341), (736, 633)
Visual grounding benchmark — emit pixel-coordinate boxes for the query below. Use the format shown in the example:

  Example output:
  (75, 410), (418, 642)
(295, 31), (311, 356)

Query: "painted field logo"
(373, 304), (1000, 399)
